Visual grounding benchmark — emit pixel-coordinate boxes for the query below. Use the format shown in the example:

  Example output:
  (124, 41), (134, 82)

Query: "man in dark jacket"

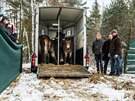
(109, 29), (122, 76)
(1, 16), (17, 43)
(6, 23), (17, 43)
(102, 34), (112, 74)
(92, 33), (104, 74)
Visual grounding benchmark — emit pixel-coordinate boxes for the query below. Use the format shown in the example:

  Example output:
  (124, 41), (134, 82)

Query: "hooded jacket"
(110, 35), (122, 56)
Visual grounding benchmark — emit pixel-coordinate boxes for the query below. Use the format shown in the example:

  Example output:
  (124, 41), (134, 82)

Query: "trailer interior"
(35, 7), (90, 77)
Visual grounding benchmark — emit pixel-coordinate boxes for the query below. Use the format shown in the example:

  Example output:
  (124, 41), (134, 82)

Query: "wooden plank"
(37, 64), (91, 78)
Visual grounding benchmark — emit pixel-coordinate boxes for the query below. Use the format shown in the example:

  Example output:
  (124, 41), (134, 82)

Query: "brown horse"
(63, 37), (73, 64)
(38, 35), (50, 64)
(48, 39), (57, 64)
(55, 32), (65, 64)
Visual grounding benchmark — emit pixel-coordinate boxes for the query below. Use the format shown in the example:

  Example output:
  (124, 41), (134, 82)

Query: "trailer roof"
(39, 7), (83, 29)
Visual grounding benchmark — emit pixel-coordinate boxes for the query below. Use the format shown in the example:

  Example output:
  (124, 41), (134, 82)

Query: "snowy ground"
(0, 63), (135, 101)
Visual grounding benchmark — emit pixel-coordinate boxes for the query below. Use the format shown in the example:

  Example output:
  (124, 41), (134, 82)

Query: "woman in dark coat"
(102, 34), (112, 74)
(92, 33), (104, 74)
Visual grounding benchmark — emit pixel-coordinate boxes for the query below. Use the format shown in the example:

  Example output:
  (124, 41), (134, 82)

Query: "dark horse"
(55, 32), (65, 64)
(38, 35), (57, 64)
(48, 39), (57, 64)
(38, 35), (50, 64)
(63, 37), (73, 64)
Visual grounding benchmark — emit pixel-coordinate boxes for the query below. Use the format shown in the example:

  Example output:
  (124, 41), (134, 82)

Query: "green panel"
(127, 60), (135, 65)
(126, 40), (135, 74)
(129, 40), (135, 48)
(128, 49), (135, 54)
(0, 28), (22, 94)
(127, 54), (135, 59)
(126, 71), (135, 74)
(128, 50), (135, 54)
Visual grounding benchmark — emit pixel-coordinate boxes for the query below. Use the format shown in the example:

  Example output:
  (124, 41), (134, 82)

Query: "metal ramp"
(37, 64), (91, 78)
(126, 40), (135, 74)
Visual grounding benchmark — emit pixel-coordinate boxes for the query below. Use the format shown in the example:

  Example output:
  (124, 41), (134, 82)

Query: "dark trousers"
(103, 58), (109, 74)
(95, 54), (104, 73)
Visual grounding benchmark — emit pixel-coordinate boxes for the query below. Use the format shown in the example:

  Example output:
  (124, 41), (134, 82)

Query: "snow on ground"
(0, 63), (135, 101)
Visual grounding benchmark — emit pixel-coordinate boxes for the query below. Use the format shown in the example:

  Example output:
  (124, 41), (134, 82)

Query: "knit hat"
(1, 16), (9, 22)
(111, 29), (118, 34)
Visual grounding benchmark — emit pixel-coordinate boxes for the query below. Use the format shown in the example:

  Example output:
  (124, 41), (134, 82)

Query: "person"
(6, 23), (17, 43)
(109, 29), (122, 76)
(92, 33), (104, 74)
(1, 15), (10, 33)
(102, 34), (113, 74)
(1, 16), (17, 43)
(120, 41), (127, 74)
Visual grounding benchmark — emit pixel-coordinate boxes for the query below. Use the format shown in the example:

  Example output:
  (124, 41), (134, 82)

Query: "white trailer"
(33, 6), (90, 77)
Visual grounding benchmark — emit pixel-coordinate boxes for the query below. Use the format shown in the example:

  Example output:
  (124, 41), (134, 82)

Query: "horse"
(55, 32), (65, 64)
(38, 35), (50, 64)
(63, 37), (73, 64)
(48, 39), (57, 64)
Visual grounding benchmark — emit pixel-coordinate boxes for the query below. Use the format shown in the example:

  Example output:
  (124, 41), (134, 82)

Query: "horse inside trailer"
(34, 7), (91, 78)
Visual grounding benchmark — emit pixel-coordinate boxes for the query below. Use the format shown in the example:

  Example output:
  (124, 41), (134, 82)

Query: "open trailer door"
(31, 6), (39, 73)
(35, 7), (90, 78)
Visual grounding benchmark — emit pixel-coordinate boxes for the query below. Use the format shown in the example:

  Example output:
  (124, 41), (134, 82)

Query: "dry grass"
(22, 67), (31, 73)
(112, 81), (135, 90)
(8, 76), (20, 88)
(133, 93), (135, 100)
(88, 73), (103, 83)
(122, 81), (135, 90)
(89, 75), (135, 91)
(39, 63), (81, 67)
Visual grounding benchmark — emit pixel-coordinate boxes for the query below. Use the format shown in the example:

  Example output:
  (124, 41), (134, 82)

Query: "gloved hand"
(115, 54), (118, 58)
(108, 53), (110, 57)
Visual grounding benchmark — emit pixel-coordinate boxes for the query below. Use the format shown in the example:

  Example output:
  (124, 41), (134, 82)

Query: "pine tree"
(100, 0), (129, 41)
(87, 0), (101, 49)
(129, 0), (135, 39)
